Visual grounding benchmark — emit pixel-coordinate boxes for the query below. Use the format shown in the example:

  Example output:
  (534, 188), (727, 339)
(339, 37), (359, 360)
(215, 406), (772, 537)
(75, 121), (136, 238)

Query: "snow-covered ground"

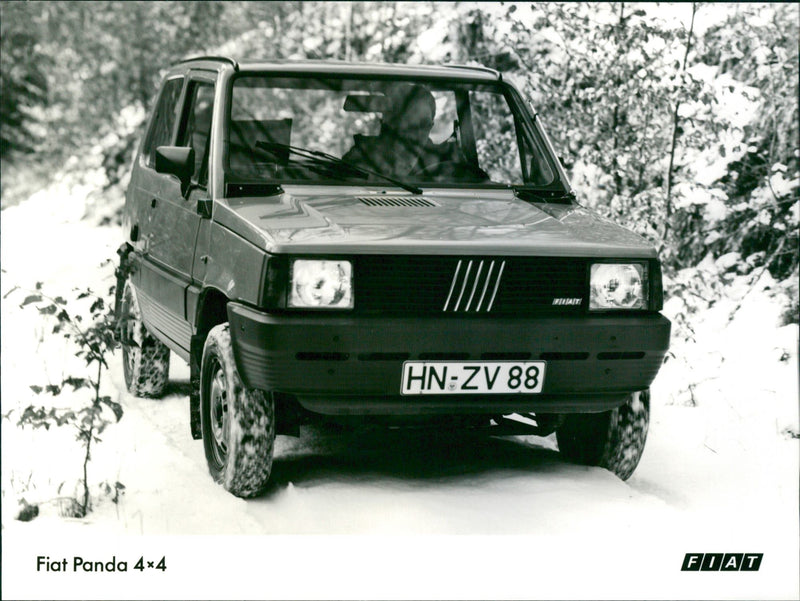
(1, 180), (797, 600)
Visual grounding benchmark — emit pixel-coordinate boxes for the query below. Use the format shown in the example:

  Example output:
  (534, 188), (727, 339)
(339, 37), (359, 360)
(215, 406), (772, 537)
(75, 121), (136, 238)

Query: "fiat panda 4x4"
(116, 57), (670, 497)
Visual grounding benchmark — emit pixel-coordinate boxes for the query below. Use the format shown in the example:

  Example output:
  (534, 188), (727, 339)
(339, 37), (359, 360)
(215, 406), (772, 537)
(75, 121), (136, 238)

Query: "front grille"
(354, 255), (588, 316)
(442, 259), (506, 312)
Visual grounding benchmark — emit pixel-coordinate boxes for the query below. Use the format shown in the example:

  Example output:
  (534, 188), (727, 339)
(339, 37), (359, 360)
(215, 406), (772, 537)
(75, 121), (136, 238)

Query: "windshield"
(226, 74), (557, 188)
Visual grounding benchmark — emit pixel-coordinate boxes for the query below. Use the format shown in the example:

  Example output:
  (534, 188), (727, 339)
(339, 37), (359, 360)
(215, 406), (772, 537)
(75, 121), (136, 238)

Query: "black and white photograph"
(1, 2), (798, 600)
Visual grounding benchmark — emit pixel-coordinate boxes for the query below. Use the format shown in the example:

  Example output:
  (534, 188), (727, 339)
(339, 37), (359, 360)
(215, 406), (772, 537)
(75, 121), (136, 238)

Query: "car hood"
(220, 188), (656, 258)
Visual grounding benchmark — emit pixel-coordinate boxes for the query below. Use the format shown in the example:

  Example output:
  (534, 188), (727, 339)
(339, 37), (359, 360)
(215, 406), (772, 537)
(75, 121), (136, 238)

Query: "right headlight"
(589, 263), (648, 310)
(288, 259), (353, 309)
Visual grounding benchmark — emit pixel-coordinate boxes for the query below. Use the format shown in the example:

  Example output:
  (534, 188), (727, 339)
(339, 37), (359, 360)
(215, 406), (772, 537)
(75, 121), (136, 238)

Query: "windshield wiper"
(512, 185), (576, 204)
(254, 141), (423, 194)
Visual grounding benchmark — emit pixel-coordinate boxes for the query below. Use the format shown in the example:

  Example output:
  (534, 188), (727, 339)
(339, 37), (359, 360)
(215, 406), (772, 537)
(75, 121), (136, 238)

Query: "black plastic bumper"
(227, 303), (671, 415)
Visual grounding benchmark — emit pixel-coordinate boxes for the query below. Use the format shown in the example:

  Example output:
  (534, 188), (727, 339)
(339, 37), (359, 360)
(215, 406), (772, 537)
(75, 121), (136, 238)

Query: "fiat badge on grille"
(552, 297), (583, 305)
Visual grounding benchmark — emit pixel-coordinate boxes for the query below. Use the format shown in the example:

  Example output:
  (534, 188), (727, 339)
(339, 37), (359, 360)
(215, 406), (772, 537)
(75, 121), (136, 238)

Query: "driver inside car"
(342, 83), (464, 180)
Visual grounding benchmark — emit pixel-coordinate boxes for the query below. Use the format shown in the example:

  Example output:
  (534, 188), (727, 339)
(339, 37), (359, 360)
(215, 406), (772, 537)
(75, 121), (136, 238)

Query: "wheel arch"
(114, 243), (136, 322)
(189, 287), (230, 439)
(194, 287), (230, 339)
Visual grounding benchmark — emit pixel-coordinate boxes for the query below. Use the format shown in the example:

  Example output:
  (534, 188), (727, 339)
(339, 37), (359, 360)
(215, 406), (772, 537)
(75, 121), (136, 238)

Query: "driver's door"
(141, 76), (215, 356)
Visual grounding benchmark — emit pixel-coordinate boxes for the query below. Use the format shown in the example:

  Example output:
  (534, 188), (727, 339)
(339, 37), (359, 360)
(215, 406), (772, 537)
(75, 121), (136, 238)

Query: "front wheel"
(200, 323), (275, 497)
(556, 390), (650, 480)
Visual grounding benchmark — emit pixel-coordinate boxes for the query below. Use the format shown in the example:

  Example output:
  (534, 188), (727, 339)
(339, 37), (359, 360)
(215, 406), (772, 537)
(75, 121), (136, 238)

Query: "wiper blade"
(512, 186), (575, 204)
(254, 141), (423, 194)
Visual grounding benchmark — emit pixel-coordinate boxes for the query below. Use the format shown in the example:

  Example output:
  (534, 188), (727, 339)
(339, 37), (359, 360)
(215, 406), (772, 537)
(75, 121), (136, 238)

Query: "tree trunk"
(80, 360), (104, 517)
(81, 422), (92, 517)
(664, 2), (697, 237)
(610, 3), (626, 202)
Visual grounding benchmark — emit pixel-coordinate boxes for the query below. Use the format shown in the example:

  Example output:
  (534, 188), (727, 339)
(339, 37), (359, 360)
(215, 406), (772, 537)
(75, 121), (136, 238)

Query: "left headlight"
(289, 259), (353, 309)
(589, 263), (647, 310)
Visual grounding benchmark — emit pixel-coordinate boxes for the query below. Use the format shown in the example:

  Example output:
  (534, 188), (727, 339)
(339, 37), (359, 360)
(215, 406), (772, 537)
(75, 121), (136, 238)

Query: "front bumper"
(227, 303), (670, 415)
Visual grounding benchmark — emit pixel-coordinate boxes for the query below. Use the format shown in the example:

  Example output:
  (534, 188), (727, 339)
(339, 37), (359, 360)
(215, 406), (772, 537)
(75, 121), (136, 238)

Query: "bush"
(9, 279), (122, 518)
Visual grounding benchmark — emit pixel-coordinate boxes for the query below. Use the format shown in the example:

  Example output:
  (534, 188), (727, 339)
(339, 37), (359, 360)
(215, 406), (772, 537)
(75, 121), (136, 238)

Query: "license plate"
(401, 361), (546, 395)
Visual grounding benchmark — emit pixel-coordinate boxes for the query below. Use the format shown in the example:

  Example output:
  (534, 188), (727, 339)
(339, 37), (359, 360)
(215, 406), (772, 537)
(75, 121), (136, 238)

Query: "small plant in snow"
(8, 278), (123, 518)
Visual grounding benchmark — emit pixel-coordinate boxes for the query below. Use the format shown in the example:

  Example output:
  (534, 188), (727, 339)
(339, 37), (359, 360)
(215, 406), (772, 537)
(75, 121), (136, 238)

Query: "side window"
(142, 77), (184, 168)
(523, 129), (556, 186)
(176, 81), (215, 186)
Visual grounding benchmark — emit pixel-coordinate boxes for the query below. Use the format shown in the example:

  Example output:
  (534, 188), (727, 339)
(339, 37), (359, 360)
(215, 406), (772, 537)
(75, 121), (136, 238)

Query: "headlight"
(589, 263), (647, 310)
(289, 259), (353, 309)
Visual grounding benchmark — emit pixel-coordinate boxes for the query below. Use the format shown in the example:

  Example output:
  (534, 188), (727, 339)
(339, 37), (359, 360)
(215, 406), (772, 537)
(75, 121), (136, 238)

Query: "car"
(115, 56), (671, 497)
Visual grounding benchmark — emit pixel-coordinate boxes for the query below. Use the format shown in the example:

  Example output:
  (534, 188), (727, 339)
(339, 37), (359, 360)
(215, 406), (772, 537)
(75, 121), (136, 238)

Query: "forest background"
(1, 0), (798, 328)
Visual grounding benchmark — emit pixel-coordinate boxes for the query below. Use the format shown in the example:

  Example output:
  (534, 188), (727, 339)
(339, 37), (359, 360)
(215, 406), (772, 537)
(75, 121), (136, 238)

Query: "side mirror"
(155, 146), (195, 194)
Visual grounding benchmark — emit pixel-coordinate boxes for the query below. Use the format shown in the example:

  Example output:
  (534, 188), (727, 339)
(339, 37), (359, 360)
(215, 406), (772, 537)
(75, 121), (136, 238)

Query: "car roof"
(171, 56), (501, 81)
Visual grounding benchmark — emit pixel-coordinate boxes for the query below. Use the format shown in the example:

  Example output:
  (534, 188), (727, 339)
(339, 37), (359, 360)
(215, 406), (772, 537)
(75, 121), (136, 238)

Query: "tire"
(200, 323), (275, 497)
(120, 280), (170, 397)
(556, 389), (650, 480)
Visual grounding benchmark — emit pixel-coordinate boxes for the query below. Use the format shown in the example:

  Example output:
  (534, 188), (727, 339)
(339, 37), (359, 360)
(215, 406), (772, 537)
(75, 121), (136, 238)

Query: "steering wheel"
(411, 160), (490, 182)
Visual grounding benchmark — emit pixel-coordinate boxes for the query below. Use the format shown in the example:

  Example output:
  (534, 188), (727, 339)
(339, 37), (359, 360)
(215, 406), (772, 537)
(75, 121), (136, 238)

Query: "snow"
(1, 177), (798, 601)
(414, 21), (453, 63)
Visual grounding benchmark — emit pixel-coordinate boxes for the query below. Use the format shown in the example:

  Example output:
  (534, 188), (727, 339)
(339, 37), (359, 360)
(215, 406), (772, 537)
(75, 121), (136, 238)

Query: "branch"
(3, 285), (20, 299)
(727, 236), (787, 322)
(19, 286), (111, 370)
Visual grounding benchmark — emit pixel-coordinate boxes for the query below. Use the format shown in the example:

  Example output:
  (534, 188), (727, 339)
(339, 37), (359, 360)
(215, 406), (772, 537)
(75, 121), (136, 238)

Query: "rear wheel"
(556, 390), (650, 480)
(120, 280), (170, 397)
(200, 323), (275, 497)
